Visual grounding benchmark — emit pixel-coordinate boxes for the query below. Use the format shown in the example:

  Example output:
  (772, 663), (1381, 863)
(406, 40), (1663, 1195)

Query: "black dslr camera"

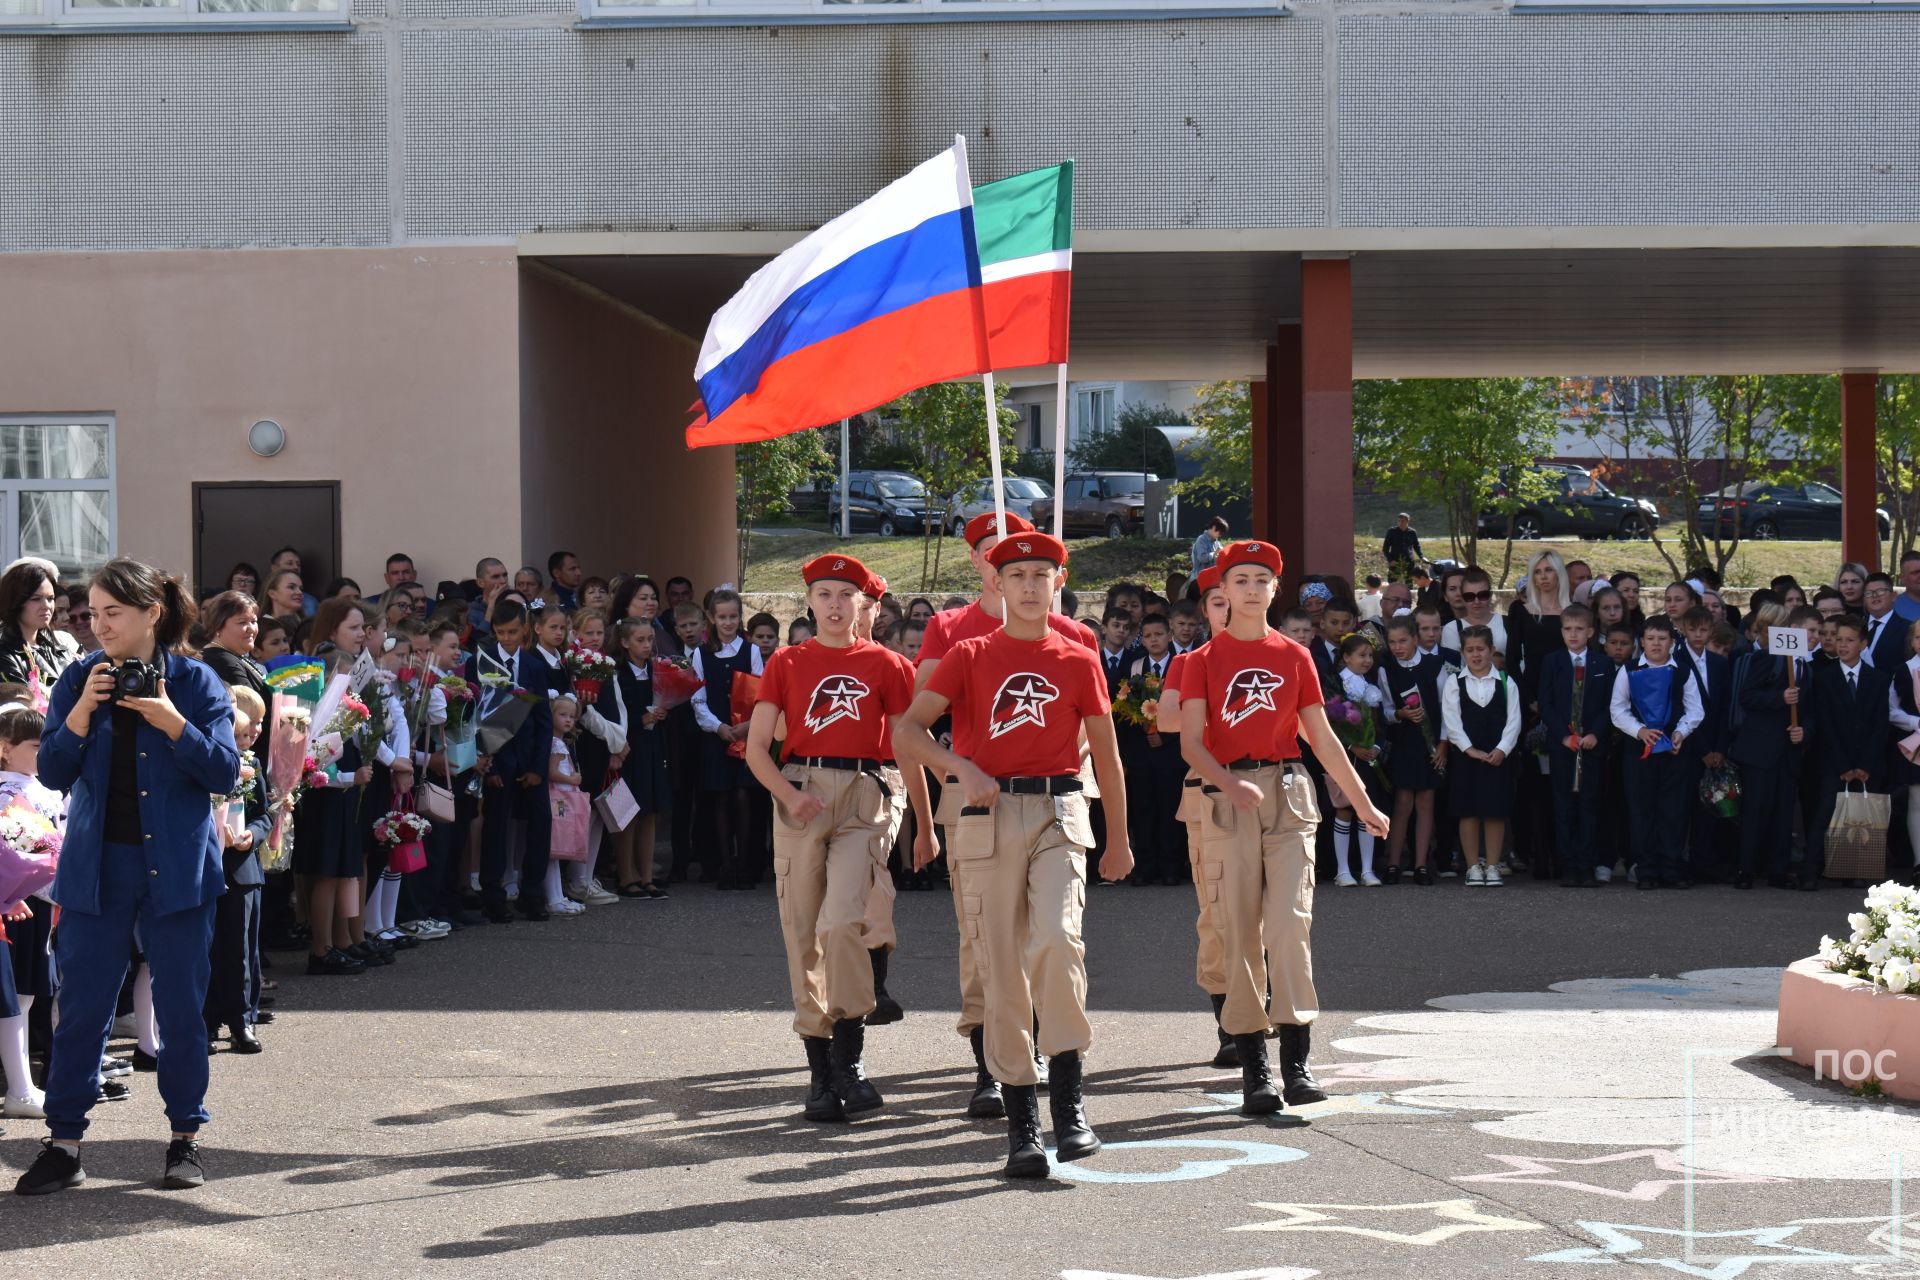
(105, 658), (163, 702)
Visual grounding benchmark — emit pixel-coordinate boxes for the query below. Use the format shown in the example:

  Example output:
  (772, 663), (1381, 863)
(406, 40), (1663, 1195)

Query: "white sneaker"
(1466, 862), (1486, 886)
(1334, 873), (1359, 887)
(1361, 871), (1382, 887)
(3, 1089), (46, 1119)
(1594, 865), (1613, 884)
(1484, 865), (1505, 887)
(547, 898), (585, 916)
(581, 878), (619, 906)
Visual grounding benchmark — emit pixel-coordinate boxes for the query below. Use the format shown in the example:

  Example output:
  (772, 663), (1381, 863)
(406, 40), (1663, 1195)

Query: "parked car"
(1695, 480), (1889, 541)
(946, 476), (1053, 536)
(1477, 464), (1658, 540)
(826, 471), (934, 536)
(1028, 471), (1159, 538)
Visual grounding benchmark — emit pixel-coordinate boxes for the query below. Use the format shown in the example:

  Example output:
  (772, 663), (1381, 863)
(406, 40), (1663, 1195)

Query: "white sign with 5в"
(1767, 626), (1806, 658)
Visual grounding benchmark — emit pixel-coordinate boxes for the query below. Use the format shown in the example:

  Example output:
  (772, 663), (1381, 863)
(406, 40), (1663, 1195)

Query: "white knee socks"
(133, 965), (159, 1055)
(368, 869), (402, 935)
(1, 995), (35, 1100)
(1334, 818), (1377, 884)
(1356, 829), (1377, 880)
(1334, 817), (1357, 882)
(543, 860), (564, 907)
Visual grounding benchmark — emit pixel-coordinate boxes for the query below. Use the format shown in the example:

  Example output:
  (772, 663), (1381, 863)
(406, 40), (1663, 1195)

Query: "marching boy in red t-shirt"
(747, 555), (916, 1124)
(1180, 540), (1390, 1116)
(897, 532), (1130, 1181)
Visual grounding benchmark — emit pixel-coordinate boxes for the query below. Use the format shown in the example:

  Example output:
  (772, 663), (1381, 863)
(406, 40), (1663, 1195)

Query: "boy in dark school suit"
(1676, 606), (1735, 881)
(1122, 614), (1186, 885)
(1729, 605), (1810, 889)
(1538, 603), (1614, 887)
(1806, 613), (1916, 890)
(468, 599), (563, 922)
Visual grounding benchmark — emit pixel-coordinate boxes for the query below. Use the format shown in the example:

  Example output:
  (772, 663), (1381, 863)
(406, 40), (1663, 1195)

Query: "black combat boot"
(1047, 1051), (1101, 1162)
(828, 1018), (883, 1117)
(1234, 1034), (1283, 1116)
(966, 1027), (1005, 1119)
(1003, 1084), (1050, 1179)
(866, 947), (903, 1026)
(1209, 994), (1240, 1069)
(802, 1036), (843, 1122)
(1277, 1023), (1329, 1105)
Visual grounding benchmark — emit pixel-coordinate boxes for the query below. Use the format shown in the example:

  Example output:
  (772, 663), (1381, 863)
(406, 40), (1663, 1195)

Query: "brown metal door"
(193, 482), (340, 600)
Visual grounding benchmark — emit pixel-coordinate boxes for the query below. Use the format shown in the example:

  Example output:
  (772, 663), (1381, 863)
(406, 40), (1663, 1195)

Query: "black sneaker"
(644, 884), (668, 899)
(162, 1137), (204, 1190)
(15, 1139), (84, 1195)
(98, 1079), (130, 1103)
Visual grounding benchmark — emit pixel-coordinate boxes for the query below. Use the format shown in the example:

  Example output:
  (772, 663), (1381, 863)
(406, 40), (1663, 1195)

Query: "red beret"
(1216, 539), (1283, 578)
(802, 554), (873, 589)
(964, 511), (1035, 548)
(862, 569), (888, 598)
(985, 531), (1069, 570)
(1196, 564), (1223, 594)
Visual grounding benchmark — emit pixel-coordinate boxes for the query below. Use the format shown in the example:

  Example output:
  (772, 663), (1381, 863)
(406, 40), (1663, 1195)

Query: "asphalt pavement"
(4, 874), (1914, 1280)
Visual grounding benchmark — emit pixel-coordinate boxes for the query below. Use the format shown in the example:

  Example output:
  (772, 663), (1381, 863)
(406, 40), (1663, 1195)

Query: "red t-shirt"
(1181, 629), (1323, 763)
(926, 628), (1110, 777)
(918, 600), (1095, 663)
(756, 638), (914, 761)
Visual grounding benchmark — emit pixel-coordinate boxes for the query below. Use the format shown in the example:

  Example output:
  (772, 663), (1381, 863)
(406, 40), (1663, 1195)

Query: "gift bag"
(594, 767), (640, 833)
(550, 787), (591, 861)
(445, 727), (479, 775)
(1824, 782), (1890, 880)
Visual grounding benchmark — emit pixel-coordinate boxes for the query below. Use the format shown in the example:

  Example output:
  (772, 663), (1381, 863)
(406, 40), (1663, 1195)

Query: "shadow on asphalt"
(0, 1061), (1314, 1255)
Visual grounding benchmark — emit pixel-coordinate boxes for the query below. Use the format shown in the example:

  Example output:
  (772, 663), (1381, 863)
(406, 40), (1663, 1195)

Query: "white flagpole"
(1052, 363), (1068, 540)
(984, 372), (1008, 542)
(839, 417), (851, 538)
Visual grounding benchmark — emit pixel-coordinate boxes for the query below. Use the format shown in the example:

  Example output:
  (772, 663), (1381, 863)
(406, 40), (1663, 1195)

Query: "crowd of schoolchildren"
(8, 538), (1920, 1124)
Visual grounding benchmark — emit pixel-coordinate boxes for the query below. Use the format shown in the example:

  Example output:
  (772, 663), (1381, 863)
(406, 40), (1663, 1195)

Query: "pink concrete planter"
(1777, 956), (1920, 1100)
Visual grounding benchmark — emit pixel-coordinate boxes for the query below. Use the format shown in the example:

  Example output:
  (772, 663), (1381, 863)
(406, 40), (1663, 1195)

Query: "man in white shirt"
(1610, 615), (1704, 890)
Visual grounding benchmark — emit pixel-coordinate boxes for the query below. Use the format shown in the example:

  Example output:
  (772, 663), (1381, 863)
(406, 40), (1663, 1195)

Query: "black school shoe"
(132, 1048), (158, 1072)
(98, 1079), (130, 1103)
(162, 1137), (204, 1190)
(14, 1139), (84, 1195)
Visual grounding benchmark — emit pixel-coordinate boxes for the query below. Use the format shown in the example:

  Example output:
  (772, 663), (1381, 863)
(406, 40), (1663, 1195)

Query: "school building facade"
(2, 0), (1914, 593)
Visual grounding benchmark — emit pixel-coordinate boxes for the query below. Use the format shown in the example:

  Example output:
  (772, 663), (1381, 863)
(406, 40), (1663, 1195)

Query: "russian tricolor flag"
(688, 139), (992, 449)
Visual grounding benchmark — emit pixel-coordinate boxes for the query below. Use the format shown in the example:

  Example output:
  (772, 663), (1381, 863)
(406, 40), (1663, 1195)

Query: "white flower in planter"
(1885, 958), (1916, 993)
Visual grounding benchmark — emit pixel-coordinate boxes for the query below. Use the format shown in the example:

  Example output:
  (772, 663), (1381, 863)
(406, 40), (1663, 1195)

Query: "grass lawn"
(743, 525), (1875, 598)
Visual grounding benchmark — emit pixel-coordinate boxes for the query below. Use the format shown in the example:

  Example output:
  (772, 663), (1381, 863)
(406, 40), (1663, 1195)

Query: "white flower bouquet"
(1819, 880), (1920, 993)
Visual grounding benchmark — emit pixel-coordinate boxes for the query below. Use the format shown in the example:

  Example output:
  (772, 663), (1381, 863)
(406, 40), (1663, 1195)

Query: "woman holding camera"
(12, 559), (239, 1197)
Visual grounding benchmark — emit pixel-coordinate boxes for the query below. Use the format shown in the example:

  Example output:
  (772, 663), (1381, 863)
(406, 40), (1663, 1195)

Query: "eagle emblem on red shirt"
(1220, 668), (1285, 727)
(805, 674), (871, 733)
(989, 672), (1060, 739)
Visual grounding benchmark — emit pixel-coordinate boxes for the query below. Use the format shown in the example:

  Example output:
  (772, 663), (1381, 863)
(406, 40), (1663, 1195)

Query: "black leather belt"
(998, 776), (1084, 796)
(793, 756), (884, 772)
(1228, 758), (1287, 770)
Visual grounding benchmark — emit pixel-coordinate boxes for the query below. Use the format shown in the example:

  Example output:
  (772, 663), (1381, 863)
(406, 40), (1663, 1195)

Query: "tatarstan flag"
(973, 161), (1073, 369)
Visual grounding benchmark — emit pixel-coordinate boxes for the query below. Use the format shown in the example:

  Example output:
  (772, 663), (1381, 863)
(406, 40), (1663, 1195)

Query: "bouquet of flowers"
(1397, 688), (1442, 774)
(0, 799), (60, 928)
(426, 672), (479, 773)
(565, 642), (616, 707)
(1818, 880), (1920, 992)
(1326, 691), (1383, 781)
(310, 692), (371, 771)
(373, 808), (432, 848)
(371, 805), (431, 875)
(1110, 673), (1164, 730)
(1700, 762), (1741, 818)
(651, 655), (706, 711)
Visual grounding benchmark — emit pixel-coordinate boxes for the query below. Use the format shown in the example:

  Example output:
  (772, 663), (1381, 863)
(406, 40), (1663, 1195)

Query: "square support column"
(1299, 257), (1355, 584)
(1841, 371), (1880, 571)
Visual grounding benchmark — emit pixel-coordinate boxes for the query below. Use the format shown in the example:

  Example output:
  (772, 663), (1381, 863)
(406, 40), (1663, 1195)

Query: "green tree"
(1066, 401), (1187, 477)
(735, 428), (833, 590)
(883, 380), (1021, 591)
(1354, 378), (1563, 571)
(1778, 374), (1916, 557)
(1180, 380), (1252, 505)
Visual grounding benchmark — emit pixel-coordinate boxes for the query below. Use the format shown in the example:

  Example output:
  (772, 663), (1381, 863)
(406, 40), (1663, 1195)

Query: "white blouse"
(689, 636), (767, 734)
(1440, 669), (1521, 755)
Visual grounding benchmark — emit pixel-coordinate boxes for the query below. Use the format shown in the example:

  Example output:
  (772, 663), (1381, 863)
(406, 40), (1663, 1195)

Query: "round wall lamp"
(248, 419), (286, 458)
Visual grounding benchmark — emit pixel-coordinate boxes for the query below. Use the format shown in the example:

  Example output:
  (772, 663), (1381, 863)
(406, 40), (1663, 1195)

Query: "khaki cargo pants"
(774, 763), (905, 1039)
(1196, 763), (1321, 1036)
(860, 765), (904, 952)
(1177, 774), (1228, 996)
(948, 789), (1095, 1087)
(938, 777), (989, 1038)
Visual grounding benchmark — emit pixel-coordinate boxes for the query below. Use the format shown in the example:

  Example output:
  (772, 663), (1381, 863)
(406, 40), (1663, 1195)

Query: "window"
(580, 0), (1283, 24)
(0, 0), (347, 26)
(0, 418), (115, 578)
(1026, 405), (1043, 451)
(1074, 387), (1114, 441)
(1805, 483), (1843, 506)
